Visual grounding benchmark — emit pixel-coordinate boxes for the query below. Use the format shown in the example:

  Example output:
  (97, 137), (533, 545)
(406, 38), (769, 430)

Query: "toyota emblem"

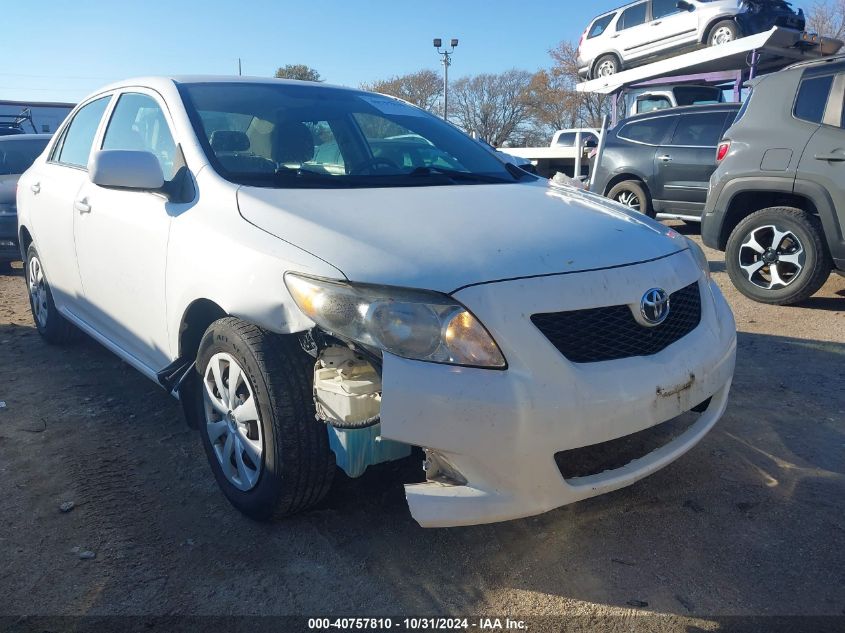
(640, 288), (671, 326)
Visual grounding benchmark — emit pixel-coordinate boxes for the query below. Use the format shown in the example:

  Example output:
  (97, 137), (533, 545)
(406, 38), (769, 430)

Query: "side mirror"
(88, 150), (164, 191)
(677, 0), (694, 10)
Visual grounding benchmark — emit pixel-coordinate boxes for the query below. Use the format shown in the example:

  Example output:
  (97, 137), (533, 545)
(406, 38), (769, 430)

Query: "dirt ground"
(0, 228), (843, 631)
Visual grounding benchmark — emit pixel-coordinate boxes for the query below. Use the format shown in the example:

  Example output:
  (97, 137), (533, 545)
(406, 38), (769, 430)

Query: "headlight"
(685, 237), (711, 280)
(285, 273), (506, 369)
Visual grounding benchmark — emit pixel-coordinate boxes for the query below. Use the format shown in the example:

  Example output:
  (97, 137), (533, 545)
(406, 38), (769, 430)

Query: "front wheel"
(196, 317), (335, 520)
(709, 20), (739, 46)
(725, 207), (831, 305)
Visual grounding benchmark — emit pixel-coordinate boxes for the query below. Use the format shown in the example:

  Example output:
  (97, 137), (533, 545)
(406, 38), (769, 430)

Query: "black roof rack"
(0, 108), (37, 134)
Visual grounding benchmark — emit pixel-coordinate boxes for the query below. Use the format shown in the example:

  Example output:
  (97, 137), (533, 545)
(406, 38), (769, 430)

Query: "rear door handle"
(651, 21), (662, 25)
(814, 152), (845, 162)
(30, 182), (40, 194)
(74, 199), (91, 214)
(658, 155), (672, 163)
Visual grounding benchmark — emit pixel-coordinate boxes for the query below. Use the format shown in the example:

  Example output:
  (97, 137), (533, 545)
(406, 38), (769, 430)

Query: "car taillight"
(578, 33), (585, 53)
(716, 141), (731, 162)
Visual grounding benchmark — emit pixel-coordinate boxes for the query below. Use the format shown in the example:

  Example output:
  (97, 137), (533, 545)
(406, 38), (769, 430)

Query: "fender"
(793, 178), (845, 262)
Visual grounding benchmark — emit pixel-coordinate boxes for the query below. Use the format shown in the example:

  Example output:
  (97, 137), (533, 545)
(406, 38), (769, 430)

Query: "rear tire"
(607, 180), (654, 218)
(593, 54), (621, 79)
(725, 207), (831, 305)
(708, 20), (739, 46)
(196, 317), (335, 520)
(25, 245), (78, 345)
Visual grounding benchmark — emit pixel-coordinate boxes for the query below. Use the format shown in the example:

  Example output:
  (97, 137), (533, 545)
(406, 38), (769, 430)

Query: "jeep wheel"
(725, 207), (831, 305)
(608, 181), (654, 218)
(25, 245), (78, 344)
(593, 55), (620, 79)
(709, 20), (739, 46)
(196, 317), (335, 520)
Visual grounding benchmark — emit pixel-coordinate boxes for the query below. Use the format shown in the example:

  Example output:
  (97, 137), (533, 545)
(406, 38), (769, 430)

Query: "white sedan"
(16, 76), (736, 527)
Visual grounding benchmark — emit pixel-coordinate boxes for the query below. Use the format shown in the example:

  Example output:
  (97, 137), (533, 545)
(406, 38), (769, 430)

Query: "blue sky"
(1, 0), (623, 103)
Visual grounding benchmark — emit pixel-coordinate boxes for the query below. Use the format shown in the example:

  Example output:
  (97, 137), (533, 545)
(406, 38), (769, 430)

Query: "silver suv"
(577, 0), (806, 80)
(702, 56), (845, 305)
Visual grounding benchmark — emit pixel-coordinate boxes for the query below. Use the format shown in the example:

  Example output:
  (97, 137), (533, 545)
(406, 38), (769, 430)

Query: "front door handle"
(30, 182), (41, 194)
(74, 199), (91, 214)
(814, 152), (845, 162)
(658, 155), (672, 163)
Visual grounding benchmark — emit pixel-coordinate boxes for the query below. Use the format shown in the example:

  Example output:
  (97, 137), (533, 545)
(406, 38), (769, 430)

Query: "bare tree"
(449, 69), (535, 146)
(547, 41), (610, 128)
(361, 70), (443, 112)
(274, 64), (323, 82)
(806, 0), (845, 39)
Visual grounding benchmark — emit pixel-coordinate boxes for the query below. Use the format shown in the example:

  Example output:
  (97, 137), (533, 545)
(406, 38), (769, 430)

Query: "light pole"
(433, 38), (458, 120)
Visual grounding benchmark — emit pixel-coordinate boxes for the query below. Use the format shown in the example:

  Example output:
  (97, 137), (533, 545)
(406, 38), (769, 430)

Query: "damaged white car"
(16, 77), (736, 527)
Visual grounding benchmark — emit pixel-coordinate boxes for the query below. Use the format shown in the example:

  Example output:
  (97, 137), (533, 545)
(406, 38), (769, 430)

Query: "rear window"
(554, 133), (576, 146)
(618, 3), (647, 30)
(618, 116), (677, 145)
(669, 112), (731, 147)
(588, 13), (616, 38)
(673, 86), (725, 106)
(794, 75), (834, 123)
(0, 138), (49, 175)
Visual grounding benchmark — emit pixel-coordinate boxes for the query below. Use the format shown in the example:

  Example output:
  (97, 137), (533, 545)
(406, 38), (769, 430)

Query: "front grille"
(531, 282), (701, 364)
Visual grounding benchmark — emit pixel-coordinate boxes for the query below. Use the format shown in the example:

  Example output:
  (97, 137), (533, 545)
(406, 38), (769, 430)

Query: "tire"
(25, 244), (78, 345)
(708, 20), (739, 46)
(195, 317), (335, 520)
(607, 180), (654, 218)
(725, 207), (831, 306)
(593, 54), (621, 79)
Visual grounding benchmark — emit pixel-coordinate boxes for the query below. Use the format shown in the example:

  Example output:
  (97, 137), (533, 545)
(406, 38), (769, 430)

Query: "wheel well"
(603, 173), (650, 198)
(718, 191), (819, 249)
(179, 299), (228, 361)
(18, 226), (32, 260)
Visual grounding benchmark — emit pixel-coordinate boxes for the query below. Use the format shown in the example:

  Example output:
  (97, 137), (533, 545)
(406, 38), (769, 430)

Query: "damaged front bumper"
(379, 251), (737, 528)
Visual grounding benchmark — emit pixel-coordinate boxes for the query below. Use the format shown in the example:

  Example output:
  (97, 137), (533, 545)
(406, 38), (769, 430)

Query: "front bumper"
(0, 215), (19, 262)
(380, 251), (736, 527)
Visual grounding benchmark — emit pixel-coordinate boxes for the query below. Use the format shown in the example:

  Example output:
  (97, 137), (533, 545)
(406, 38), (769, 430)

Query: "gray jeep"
(702, 56), (845, 305)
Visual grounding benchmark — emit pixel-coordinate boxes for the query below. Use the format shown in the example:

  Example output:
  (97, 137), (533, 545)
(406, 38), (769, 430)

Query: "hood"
(237, 180), (686, 294)
(0, 174), (19, 206)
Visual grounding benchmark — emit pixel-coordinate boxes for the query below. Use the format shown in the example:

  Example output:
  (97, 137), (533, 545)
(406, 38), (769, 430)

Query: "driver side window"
(102, 93), (177, 180)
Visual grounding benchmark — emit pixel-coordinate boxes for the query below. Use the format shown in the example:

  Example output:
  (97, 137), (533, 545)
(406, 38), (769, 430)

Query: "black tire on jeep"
(195, 317), (335, 520)
(25, 244), (78, 344)
(725, 207), (832, 305)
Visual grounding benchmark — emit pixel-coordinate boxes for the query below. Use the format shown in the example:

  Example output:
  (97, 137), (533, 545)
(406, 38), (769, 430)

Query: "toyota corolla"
(16, 77), (736, 527)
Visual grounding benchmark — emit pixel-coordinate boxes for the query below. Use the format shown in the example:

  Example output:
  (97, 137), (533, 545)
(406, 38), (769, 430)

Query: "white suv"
(578, 0), (749, 80)
(16, 77), (737, 527)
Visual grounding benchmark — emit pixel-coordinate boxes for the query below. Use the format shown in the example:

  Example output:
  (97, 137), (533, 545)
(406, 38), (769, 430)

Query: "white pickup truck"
(499, 128), (600, 179)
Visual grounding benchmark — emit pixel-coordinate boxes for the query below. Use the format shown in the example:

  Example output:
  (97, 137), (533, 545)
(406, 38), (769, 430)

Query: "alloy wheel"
(738, 224), (805, 290)
(615, 190), (641, 211)
(27, 256), (49, 328)
(202, 352), (264, 491)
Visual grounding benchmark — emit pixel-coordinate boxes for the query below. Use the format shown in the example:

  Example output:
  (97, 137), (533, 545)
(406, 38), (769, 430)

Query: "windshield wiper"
(407, 166), (511, 184)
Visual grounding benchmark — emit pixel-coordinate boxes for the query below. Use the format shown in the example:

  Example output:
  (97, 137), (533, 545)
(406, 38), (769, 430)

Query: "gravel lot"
(0, 228), (843, 630)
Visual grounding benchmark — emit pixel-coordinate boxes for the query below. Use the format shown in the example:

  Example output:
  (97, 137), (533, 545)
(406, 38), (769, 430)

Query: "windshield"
(0, 138), (49, 175)
(179, 82), (525, 188)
